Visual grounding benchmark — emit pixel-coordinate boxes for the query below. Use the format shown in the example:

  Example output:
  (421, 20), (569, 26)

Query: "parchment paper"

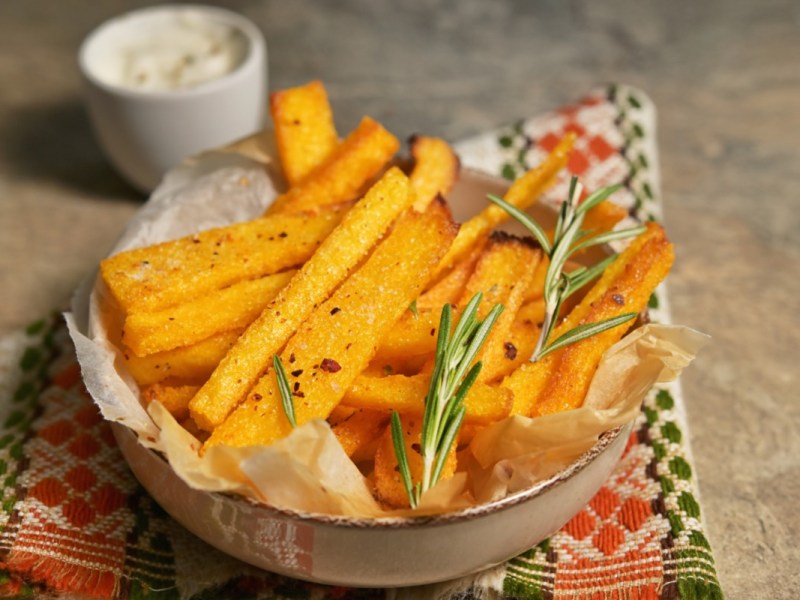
(66, 132), (708, 517)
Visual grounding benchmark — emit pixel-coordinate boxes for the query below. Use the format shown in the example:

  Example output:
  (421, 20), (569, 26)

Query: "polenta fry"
(342, 373), (512, 424)
(190, 167), (418, 431)
(123, 270), (295, 356)
(266, 116), (400, 215)
(203, 199), (458, 449)
(271, 80), (338, 186)
(101, 208), (344, 314)
(408, 135), (460, 211)
(123, 329), (241, 386)
(430, 133), (575, 280)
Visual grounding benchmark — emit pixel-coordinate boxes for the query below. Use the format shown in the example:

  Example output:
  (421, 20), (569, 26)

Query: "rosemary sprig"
(488, 176), (646, 362)
(273, 354), (297, 428)
(392, 292), (503, 508)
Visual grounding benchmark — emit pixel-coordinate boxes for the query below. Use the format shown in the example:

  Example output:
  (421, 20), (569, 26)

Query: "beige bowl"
(112, 422), (630, 587)
(108, 168), (633, 587)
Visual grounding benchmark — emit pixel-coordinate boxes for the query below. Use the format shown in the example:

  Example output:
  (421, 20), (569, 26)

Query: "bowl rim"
(78, 4), (266, 101)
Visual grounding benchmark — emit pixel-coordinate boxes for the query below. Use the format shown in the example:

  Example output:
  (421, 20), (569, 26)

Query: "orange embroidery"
(29, 477), (67, 508)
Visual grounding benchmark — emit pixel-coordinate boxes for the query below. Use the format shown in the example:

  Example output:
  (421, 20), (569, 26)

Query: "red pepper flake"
(330, 307), (341, 315)
(612, 293), (625, 306)
(291, 369), (303, 377)
(252, 393), (262, 401)
(293, 391), (305, 398)
(293, 382), (300, 392)
(289, 353), (296, 364)
(411, 443), (422, 454)
(320, 358), (342, 373)
(504, 342), (518, 360)
(278, 232), (288, 238)
(430, 328), (436, 336)
(345, 343), (352, 350)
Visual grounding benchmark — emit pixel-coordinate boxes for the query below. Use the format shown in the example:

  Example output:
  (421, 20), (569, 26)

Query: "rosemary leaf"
(273, 354), (297, 428)
(572, 225), (647, 254)
(398, 292), (503, 507)
(575, 183), (623, 216)
(390, 411), (417, 508)
(487, 194), (551, 253)
(537, 313), (637, 359)
(563, 255), (616, 298)
(491, 175), (644, 363)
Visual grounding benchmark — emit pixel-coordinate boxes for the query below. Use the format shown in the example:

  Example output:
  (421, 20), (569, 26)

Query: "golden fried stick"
(203, 199), (457, 449)
(266, 116), (400, 215)
(332, 409), (390, 458)
(342, 373), (512, 424)
(430, 133), (575, 281)
(503, 222), (673, 417)
(373, 414), (457, 509)
(271, 80), (338, 186)
(101, 208), (344, 314)
(123, 270), (295, 356)
(141, 382), (199, 422)
(408, 135), (460, 211)
(123, 330), (240, 387)
(190, 167), (418, 431)
(454, 233), (540, 383)
(416, 237), (487, 311)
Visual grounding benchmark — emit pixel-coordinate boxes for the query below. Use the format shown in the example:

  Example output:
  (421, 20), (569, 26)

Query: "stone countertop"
(1, 1), (797, 597)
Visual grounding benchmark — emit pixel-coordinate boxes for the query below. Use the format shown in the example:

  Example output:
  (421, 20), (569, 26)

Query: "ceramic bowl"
(78, 5), (267, 192)
(109, 168), (632, 588)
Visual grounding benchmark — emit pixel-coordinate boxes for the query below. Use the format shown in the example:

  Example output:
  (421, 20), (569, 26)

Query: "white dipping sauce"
(89, 9), (249, 91)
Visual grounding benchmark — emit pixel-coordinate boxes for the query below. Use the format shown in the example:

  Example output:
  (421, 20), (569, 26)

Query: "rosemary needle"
(488, 176), (645, 362)
(393, 292), (503, 508)
(273, 354), (297, 428)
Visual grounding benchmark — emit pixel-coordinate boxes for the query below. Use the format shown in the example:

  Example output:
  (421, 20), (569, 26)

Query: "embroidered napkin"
(0, 85), (722, 599)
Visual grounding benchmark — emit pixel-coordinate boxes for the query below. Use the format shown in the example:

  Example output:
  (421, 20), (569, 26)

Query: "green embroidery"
(12, 382), (35, 403)
(678, 491), (701, 519)
(3, 412), (26, 430)
(668, 511), (684, 535)
(669, 456), (693, 480)
(25, 320), (45, 336)
(655, 388), (674, 410)
(661, 421), (682, 444)
(19, 348), (41, 372)
(644, 405), (658, 426)
(651, 439), (666, 460)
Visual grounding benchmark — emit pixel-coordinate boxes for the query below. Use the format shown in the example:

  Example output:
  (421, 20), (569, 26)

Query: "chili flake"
(320, 358), (342, 373)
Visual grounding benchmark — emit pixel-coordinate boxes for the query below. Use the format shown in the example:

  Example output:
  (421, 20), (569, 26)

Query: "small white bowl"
(79, 5), (267, 192)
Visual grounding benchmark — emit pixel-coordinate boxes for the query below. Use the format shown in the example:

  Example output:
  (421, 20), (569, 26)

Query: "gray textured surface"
(1, 1), (798, 597)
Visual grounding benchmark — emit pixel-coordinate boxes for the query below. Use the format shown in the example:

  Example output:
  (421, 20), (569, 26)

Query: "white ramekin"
(79, 4), (267, 192)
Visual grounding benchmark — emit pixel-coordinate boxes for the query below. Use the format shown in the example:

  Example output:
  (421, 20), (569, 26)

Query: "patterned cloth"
(0, 85), (722, 599)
